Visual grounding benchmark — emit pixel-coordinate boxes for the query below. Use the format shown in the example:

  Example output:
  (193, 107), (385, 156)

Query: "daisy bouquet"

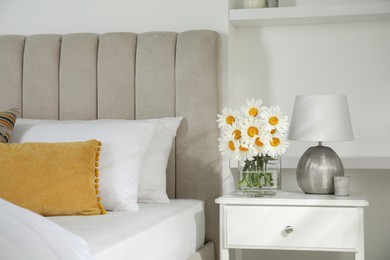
(217, 99), (289, 191)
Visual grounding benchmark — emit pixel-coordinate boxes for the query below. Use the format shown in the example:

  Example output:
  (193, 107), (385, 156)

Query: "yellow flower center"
(226, 115), (235, 125)
(255, 137), (264, 147)
(228, 141), (235, 151)
(249, 108), (258, 117)
(270, 129), (276, 134)
(269, 116), (279, 126)
(247, 126), (259, 138)
(233, 130), (241, 140)
(270, 137), (281, 147)
(239, 145), (248, 152)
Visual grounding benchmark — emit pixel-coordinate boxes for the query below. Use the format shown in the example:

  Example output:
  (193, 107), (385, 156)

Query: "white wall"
(232, 21), (390, 160)
(0, 0), (227, 34)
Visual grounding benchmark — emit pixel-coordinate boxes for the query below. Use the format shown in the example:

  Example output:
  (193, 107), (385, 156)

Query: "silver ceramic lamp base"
(296, 142), (344, 194)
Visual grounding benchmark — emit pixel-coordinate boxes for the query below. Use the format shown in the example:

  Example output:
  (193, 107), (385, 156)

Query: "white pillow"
(0, 198), (94, 260)
(138, 117), (182, 203)
(12, 119), (157, 211)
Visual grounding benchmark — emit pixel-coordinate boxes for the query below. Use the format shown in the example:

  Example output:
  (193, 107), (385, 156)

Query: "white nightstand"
(215, 191), (369, 260)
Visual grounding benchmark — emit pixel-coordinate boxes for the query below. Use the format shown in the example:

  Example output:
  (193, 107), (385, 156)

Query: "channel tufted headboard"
(0, 30), (221, 256)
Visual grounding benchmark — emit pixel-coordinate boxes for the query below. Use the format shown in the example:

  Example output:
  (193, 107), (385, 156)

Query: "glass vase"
(238, 155), (281, 197)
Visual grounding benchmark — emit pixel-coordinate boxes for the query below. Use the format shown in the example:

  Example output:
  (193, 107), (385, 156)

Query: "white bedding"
(0, 198), (94, 260)
(49, 199), (205, 260)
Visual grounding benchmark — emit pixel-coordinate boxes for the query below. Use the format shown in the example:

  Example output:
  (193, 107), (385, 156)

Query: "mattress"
(48, 199), (205, 260)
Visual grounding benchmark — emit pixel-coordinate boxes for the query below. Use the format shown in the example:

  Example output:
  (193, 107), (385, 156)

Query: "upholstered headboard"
(0, 30), (221, 253)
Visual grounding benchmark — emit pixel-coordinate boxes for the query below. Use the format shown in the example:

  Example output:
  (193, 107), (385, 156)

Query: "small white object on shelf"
(334, 176), (350, 196)
(243, 0), (266, 9)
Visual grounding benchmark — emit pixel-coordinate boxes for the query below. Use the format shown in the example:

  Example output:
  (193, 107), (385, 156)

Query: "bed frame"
(0, 30), (221, 259)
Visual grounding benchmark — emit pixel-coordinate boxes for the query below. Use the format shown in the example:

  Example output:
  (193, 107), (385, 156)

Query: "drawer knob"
(285, 226), (293, 234)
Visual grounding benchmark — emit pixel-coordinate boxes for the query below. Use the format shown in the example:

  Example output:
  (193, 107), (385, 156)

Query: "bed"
(0, 30), (221, 260)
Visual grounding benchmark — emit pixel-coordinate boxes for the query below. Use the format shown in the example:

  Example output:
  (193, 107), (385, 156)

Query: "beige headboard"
(0, 30), (221, 253)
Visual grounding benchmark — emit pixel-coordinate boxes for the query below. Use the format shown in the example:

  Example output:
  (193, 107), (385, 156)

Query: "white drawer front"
(224, 206), (358, 251)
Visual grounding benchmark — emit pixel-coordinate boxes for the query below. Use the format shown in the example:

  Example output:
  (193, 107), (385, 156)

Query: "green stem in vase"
(255, 172), (261, 188)
(239, 155), (279, 189)
(268, 172), (274, 182)
(251, 160), (256, 171)
(258, 173), (263, 188)
(243, 159), (250, 172)
(263, 172), (269, 186)
(258, 156), (264, 171)
(266, 172), (274, 187)
(238, 171), (248, 188)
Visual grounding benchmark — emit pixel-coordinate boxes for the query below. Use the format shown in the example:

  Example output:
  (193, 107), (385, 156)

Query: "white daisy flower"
(218, 134), (238, 159)
(222, 122), (242, 141)
(240, 98), (263, 118)
(235, 139), (256, 162)
(240, 116), (262, 140)
(263, 135), (289, 157)
(269, 128), (278, 135)
(217, 108), (238, 128)
(260, 106), (289, 134)
(250, 132), (272, 156)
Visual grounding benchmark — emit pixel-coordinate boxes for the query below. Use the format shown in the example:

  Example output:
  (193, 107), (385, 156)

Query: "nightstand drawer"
(224, 205), (358, 251)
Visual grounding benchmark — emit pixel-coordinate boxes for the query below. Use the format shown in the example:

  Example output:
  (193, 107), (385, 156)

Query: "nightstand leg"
(220, 205), (229, 260)
(355, 208), (365, 260)
(355, 252), (364, 260)
(220, 248), (229, 260)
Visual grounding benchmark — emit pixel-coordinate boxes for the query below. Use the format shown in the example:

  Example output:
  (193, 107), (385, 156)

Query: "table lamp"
(288, 95), (354, 194)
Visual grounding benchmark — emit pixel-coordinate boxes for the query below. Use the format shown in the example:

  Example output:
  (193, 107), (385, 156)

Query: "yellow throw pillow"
(0, 108), (21, 143)
(0, 139), (106, 216)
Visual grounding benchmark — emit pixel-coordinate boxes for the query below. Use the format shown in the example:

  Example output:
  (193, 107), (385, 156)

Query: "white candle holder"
(334, 176), (350, 196)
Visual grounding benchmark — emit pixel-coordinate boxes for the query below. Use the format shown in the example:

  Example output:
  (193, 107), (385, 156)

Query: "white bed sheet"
(49, 199), (205, 260)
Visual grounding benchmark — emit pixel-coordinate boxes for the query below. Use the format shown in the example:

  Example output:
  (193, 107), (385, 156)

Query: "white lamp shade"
(288, 95), (354, 142)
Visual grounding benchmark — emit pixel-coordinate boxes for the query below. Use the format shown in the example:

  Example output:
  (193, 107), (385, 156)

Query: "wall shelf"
(229, 2), (390, 26)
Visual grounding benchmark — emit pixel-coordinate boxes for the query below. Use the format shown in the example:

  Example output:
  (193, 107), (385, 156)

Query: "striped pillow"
(0, 108), (21, 143)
